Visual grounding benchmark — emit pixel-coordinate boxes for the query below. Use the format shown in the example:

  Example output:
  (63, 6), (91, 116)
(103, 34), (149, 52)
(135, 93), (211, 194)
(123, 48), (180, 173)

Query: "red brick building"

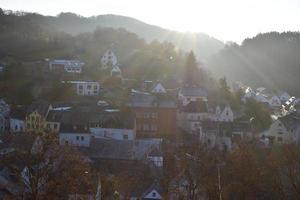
(129, 92), (177, 138)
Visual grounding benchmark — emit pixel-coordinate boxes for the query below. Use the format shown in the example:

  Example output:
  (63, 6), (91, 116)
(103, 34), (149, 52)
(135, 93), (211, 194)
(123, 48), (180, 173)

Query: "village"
(1, 48), (300, 200)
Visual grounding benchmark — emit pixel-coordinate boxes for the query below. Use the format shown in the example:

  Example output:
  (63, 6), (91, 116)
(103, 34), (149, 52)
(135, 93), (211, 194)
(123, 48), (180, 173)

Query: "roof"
(129, 93), (176, 108)
(179, 86), (208, 97)
(142, 181), (163, 199)
(87, 138), (162, 161)
(26, 100), (51, 117)
(183, 100), (208, 113)
(10, 105), (27, 120)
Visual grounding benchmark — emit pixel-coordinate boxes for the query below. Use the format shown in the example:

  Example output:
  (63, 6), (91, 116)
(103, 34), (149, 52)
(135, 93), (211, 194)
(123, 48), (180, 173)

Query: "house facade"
(101, 49), (118, 69)
(76, 81), (100, 96)
(49, 59), (84, 73)
(129, 92), (177, 138)
(90, 127), (135, 140)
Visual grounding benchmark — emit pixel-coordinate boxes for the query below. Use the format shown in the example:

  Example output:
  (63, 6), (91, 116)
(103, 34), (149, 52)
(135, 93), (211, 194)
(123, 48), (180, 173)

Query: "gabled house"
(25, 100), (52, 134)
(177, 99), (214, 135)
(101, 49), (118, 69)
(269, 95), (281, 107)
(111, 65), (122, 78)
(260, 112), (300, 145)
(215, 104), (234, 122)
(10, 105), (26, 133)
(178, 86), (208, 106)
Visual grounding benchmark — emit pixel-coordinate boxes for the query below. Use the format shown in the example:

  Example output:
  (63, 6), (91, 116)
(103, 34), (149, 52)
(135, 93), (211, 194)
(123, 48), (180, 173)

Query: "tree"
(184, 51), (201, 86)
(0, 134), (93, 200)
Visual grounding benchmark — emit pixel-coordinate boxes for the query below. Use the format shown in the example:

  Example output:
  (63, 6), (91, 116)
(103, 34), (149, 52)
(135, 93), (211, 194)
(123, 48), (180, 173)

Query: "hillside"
(207, 32), (300, 95)
(0, 10), (223, 61)
(50, 13), (224, 61)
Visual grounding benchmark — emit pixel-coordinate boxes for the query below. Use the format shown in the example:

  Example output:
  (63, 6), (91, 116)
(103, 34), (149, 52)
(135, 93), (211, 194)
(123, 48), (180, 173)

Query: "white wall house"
(101, 49), (117, 69)
(110, 65), (122, 77)
(49, 60), (84, 73)
(59, 133), (91, 147)
(90, 128), (135, 140)
(76, 81), (100, 96)
(10, 118), (25, 133)
(216, 105), (234, 122)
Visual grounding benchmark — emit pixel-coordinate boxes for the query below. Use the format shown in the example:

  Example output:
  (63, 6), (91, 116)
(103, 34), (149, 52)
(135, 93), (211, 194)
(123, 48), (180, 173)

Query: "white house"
(49, 60), (84, 73)
(10, 118), (25, 133)
(59, 133), (91, 147)
(151, 82), (166, 94)
(101, 49), (117, 69)
(177, 100), (215, 135)
(216, 104), (234, 122)
(90, 127), (135, 140)
(110, 65), (122, 77)
(76, 81), (100, 96)
(147, 148), (163, 167)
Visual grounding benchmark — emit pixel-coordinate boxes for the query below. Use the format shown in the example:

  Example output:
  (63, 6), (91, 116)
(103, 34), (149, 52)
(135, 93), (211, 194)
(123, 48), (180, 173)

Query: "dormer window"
(152, 192), (156, 197)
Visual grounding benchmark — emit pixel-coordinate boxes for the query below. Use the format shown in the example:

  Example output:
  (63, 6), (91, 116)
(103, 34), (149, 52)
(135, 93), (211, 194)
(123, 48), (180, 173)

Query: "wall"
(10, 118), (25, 133)
(90, 127), (135, 140)
(59, 133), (91, 147)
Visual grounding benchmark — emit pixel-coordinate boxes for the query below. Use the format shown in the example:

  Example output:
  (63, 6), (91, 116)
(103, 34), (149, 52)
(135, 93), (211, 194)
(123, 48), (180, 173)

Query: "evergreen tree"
(185, 51), (201, 86)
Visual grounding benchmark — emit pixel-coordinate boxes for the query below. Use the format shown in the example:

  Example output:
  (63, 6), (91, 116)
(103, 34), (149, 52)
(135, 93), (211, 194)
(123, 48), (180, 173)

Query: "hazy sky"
(1, 0), (299, 42)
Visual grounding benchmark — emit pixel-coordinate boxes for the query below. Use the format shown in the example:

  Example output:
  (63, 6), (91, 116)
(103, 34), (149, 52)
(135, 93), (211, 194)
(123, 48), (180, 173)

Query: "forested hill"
(207, 32), (300, 95)
(0, 9), (224, 61)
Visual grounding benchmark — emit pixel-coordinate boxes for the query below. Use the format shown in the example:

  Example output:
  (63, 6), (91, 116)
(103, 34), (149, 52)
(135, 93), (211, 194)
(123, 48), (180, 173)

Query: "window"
(123, 134), (128, 140)
(151, 124), (158, 131)
(278, 131), (283, 135)
(152, 192), (156, 197)
(144, 113), (150, 118)
(54, 124), (58, 130)
(79, 85), (83, 89)
(76, 136), (79, 140)
(152, 113), (158, 118)
(15, 125), (18, 131)
(93, 85), (98, 90)
(65, 141), (69, 145)
(143, 124), (150, 131)
(87, 85), (91, 89)
(278, 123), (282, 127)
(81, 136), (84, 141)
(278, 137), (283, 142)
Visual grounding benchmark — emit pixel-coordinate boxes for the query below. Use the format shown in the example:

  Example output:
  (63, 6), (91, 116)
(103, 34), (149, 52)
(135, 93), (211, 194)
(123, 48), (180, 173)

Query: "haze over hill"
(2, 11), (224, 61)
(207, 32), (300, 95)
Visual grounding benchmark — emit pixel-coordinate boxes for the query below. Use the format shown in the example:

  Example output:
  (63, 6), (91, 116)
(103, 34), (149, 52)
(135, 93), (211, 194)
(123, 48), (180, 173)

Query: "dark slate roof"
(26, 100), (51, 117)
(279, 111), (300, 130)
(180, 86), (208, 97)
(183, 100), (208, 113)
(9, 105), (27, 120)
(129, 93), (176, 108)
(60, 124), (90, 133)
(46, 110), (63, 122)
(87, 138), (162, 161)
